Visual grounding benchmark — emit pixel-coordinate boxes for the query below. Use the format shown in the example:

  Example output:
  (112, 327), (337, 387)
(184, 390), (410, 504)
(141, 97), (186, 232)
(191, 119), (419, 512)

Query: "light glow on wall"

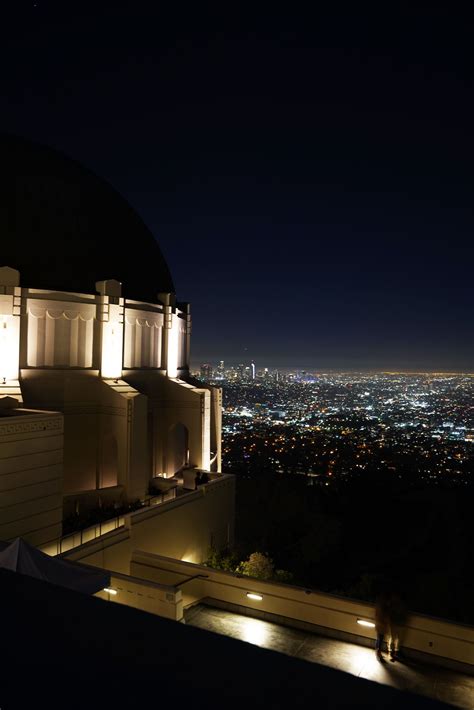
(101, 304), (123, 379)
(181, 552), (200, 564)
(0, 315), (20, 381)
(167, 314), (179, 378)
(201, 389), (211, 470)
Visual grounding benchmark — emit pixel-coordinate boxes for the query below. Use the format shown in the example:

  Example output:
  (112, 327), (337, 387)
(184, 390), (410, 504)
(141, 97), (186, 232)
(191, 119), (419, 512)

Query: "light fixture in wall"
(357, 619), (375, 628)
(104, 587), (118, 596)
(246, 592), (263, 601)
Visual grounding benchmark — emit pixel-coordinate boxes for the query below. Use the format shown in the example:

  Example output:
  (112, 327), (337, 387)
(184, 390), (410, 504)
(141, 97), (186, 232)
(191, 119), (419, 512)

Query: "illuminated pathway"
(185, 605), (474, 709)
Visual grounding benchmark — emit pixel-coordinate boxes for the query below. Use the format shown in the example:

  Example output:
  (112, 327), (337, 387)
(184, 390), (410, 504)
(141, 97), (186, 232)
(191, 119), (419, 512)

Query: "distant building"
(200, 363), (213, 381)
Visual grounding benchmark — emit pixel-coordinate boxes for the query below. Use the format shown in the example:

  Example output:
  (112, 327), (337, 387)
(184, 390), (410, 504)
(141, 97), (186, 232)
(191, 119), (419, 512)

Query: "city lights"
(195, 364), (473, 486)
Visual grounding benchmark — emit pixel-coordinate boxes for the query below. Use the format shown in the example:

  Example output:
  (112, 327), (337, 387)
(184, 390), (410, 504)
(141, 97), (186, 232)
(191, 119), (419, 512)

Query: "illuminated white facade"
(0, 265), (220, 523)
(0, 134), (232, 620)
(0, 133), (223, 548)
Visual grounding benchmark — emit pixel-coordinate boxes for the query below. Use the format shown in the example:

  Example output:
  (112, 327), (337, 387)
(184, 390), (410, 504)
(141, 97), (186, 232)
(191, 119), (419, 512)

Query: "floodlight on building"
(104, 588), (118, 596)
(357, 619), (375, 628)
(246, 592), (263, 601)
(167, 314), (179, 378)
(101, 313), (123, 379)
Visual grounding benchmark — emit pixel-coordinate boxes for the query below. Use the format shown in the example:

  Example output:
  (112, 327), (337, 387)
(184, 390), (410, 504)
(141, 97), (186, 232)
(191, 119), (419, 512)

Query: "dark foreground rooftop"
(0, 568), (456, 709)
(186, 605), (474, 709)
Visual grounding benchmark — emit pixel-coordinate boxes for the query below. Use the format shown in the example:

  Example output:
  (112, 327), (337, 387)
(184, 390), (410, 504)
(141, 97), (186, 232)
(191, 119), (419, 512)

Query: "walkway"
(185, 605), (474, 709)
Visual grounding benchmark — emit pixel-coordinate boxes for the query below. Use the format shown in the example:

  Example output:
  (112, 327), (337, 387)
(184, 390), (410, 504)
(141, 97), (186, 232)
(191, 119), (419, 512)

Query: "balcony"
(41, 473), (226, 556)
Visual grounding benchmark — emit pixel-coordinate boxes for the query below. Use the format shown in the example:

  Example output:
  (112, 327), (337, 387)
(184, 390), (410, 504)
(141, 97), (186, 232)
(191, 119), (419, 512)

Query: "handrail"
(174, 574), (209, 589)
(41, 474), (230, 557)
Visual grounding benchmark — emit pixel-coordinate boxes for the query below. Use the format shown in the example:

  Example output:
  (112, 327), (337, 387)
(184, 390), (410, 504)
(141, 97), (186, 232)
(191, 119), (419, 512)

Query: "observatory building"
(0, 134), (222, 547)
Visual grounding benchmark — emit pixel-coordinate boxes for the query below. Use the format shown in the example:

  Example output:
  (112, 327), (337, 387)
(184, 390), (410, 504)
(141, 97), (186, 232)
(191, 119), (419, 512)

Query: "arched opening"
(99, 433), (118, 488)
(166, 422), (189, 476)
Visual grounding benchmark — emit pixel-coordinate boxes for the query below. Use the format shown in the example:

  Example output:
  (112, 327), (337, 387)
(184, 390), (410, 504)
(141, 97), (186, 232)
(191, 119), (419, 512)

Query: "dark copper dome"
(0, 134), (174, 300)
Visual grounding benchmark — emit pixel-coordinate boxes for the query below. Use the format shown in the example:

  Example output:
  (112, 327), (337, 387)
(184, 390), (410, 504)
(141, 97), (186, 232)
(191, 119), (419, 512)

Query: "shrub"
(236, 552), (274, 580)
(204, 547), (240, 572)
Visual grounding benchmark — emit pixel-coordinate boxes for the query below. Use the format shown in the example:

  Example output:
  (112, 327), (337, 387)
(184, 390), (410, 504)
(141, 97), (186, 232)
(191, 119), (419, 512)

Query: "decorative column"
(200, 388), (211, 471)
(158, 292), (178, 378)
(182, 302), (192, 371)
(96, 280), (124, 379)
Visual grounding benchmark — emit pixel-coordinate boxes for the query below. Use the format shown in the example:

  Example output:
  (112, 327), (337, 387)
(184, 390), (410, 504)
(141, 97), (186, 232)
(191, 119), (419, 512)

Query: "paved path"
(185, 605), (474, 709)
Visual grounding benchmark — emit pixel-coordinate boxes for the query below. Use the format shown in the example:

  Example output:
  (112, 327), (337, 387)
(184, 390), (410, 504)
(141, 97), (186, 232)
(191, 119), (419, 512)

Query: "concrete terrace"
(185, 604), (474, 709)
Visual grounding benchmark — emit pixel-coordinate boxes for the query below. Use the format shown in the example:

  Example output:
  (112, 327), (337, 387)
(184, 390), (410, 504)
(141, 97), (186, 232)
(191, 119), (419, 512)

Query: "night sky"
(1, 3), (473, 371)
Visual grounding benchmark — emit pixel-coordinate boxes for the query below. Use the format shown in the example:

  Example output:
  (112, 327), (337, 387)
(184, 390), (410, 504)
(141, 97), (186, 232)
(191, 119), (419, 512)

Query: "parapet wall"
(130, 552), (474, 673)
(95, 570), (183, 621)
(64, 475), (235, 573)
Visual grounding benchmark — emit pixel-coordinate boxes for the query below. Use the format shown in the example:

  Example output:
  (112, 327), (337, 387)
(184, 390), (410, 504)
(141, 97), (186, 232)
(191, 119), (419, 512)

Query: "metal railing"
(41, 475), (227, 557)
(41, 486), (182, 557)
(41, 515), (126, 556)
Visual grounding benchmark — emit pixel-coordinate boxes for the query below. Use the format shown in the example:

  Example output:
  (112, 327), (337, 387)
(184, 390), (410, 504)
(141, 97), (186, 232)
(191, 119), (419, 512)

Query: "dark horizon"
(1, 3), (473, 371)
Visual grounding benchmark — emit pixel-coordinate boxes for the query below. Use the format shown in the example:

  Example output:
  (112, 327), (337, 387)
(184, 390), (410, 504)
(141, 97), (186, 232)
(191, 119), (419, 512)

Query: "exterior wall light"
(246, 592), (263, 601)
(357, 619), (375, 628)
(167, 314), (179, 378)
(104, 588), (118, 596)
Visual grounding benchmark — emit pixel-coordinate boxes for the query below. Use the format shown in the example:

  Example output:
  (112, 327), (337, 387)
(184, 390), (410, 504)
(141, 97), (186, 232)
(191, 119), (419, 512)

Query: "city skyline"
(193, 359), (474, 376)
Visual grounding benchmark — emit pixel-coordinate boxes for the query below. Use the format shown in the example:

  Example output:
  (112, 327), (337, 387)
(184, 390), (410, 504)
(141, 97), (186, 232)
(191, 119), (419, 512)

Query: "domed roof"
(0, 134), (174, 301)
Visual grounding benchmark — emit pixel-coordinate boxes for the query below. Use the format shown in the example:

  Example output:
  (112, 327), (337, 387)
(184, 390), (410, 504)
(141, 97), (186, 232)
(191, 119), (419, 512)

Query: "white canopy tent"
(0, 538), (110, 595)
